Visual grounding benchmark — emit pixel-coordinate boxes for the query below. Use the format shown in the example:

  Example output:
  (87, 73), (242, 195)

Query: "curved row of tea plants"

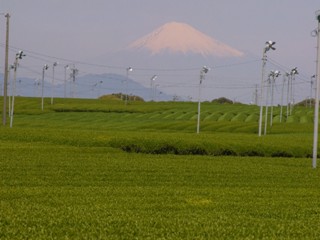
(1, 96), (315, 124)
(0, 127), (314, 158)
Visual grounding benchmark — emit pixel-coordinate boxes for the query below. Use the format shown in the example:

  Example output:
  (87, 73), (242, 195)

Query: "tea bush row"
(109, 133), (313, 158)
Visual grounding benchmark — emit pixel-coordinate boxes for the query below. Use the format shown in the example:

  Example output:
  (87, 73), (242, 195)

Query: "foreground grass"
(1, 141), (320, 239)
(1, 97), (320, 238)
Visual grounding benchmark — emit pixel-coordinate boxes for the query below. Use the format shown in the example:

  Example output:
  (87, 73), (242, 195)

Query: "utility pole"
(64, 65), (69, 98)
(197, 66), (209, 134)
(270, 70), (280, 127)
(253, 84), (258, 105)
(289, 67), (298, 115)
(70, 66), (78, 98)
(10, 51), (25, 128)
(280, 74), (286, 123)
(150, 75), (157, 101)
(286, 72), (290, 118)
(51, 62), (58, 105)
(2, 13), (10, 126)
(312, 10), (320, 169)
(264, 77), (271, 135)
(310, 75), (316, 107)
(41, 64), (49, 111)
(258, 41), (276, 136)
(125, 67), (133, 105)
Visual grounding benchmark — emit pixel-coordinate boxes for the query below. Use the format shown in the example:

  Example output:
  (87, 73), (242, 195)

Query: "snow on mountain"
(87, 22), (264, 103)
(128, 22), (244, 57)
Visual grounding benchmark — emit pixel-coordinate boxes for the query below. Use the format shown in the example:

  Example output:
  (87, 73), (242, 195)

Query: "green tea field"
(1, 97), (320, 239)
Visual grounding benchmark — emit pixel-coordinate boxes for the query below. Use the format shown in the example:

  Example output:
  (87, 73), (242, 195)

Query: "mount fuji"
(90, 22), (262, 103)
(128, 21), (244, 57)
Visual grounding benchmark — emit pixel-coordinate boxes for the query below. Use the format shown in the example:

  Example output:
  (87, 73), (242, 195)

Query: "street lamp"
(10, 50), (26, 128)
(285, 72), (291, 119)
(280, 73), (289, 123)
(7, 64), (14, 119)
(96, 80), (103, 98)
(258, 41), (276, 136)
(289, 67), (298, 115)
(51, 62), (58, 105)
(264, 75), (271, 135)
(2, 13), (10, 126)
(150, 75), (157, 101)
(310, 75), (316, 107)
(197, 66), (209, 134)
(270, 70), (280, 127)
(70, 65), (78, 98)
(125, 67), (133, 105)
(312, 10), (320, 169)
(154, 84), (160, 101)
(64, 65), (69, 98)
(41, 64), (49, 111)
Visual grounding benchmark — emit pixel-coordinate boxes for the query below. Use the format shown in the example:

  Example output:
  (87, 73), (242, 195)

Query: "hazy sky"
(1, 0), (320, 102)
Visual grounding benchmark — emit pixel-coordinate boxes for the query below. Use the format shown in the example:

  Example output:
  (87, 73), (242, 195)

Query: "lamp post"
(312, 10), (320, 169)
(150, 75), (157, 101)
(125, 67), (133, 105)
(258, 41), (276, 136)
(41, 64), (49, 111)
(285, 72), (290, 119)
(280, 73), (288, 123)
(51, 62), (58, 105)
(7, 65), (14, 118)
(197, 66), (209, 134)
(70, 65), (78, 98)
(154, 84), (161, 101)
(10, 51), (25, 128)
(310, 75), (316, 107)
(96, 80), (103, 98)
(270, 70), (280, 127)
(264, 76), (271, 135)
(289, 67), (298, 115)
(2, 13), (10, 126)
(64, 65), (69, 98)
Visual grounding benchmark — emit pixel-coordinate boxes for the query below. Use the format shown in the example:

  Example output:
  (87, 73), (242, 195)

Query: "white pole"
(150, 75), (157, 101)
(286, 74), (290, 118)
(264, 77), (270, 135)
(51, 65), (54, 104)
(10, 60), (18, 128)
(41, 64), (48, 111)
(310, 75), (315, 107)
(312, 10), (320, 169)
(64, 65), (68, 98)
(258, 49), (267, 136)
(197, 67), (209, 134)
(290, 74), (294, 115)
(197, 75), (202, 134)
(126, 69), (128, 104)
(270, 76), (275, 127)
(280, 75), (285, 123)
(2, 13), (10, 126)
(41, 68), (45, 111)
(150, 78), (153, 101)
(125, 67), (132, 105)
(51, 62), (58, 105)
(8, 67), (12, 119)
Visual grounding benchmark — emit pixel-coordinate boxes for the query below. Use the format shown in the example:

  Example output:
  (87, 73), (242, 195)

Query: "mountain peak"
(128, 21), (244, 57)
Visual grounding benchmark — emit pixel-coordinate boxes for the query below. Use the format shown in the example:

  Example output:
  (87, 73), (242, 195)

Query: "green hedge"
(109, 133), (313, 158)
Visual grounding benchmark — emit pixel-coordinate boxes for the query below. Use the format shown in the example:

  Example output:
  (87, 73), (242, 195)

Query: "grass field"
(1, 97), (320, 239)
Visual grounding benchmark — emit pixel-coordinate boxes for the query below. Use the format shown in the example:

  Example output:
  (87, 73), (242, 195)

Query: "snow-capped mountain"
(90, 21), (256, 102)
(128, 22), (244, 57)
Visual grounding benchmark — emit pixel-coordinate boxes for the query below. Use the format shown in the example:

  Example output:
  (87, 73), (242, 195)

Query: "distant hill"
(0, 72), (174, 101)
